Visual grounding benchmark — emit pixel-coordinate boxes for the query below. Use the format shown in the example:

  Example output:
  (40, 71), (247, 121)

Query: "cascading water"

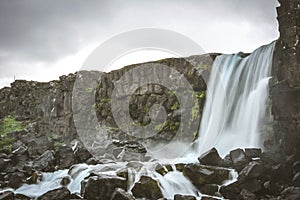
(2, 42), (275, 199)
(194, 41), (275, 157)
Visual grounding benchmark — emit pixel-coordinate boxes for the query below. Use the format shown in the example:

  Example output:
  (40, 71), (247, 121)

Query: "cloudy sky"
(0, 0), (279, 88)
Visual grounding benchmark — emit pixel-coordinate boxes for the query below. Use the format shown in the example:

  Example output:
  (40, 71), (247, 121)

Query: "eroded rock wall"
(270, 0), (300, 159)
(0, 55), (213, 147)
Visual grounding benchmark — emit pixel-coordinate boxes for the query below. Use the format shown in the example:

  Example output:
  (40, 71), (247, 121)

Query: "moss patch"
(0, 116), (25, 150)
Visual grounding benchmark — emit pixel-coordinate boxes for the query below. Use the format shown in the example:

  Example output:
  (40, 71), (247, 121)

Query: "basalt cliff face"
(271, 0), (300, 160)
(0, 55), (212, 159)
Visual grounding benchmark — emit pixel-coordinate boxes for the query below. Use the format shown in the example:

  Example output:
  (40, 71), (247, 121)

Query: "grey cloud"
(0, 0), (279, 82)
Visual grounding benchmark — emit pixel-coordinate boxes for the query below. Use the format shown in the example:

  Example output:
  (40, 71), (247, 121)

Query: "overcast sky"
(0, 0), (279, 88)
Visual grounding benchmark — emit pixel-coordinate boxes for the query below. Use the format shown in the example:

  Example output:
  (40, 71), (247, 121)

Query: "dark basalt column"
(270, 0), (300, 159)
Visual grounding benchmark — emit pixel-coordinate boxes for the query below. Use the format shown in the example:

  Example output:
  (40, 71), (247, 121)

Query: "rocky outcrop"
(270, 0), (300, 157)
(131, 176), (163, 199)
(0, 55), (212, 157)
(81, 174), (127, 200)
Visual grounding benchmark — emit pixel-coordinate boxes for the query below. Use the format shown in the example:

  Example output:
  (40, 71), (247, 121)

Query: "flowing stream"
(6, 41), (275, 199)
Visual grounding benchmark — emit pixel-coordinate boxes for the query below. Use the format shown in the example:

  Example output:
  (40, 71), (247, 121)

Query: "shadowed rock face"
(270, 0), (300, 161)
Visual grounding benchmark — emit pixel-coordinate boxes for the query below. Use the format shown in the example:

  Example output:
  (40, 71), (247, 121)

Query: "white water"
(2, 42), (275, 199)
(194, 41), (275, 157)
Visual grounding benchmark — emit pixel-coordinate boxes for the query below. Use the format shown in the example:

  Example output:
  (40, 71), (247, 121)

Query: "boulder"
(37, 187), (71, 200)
(240, 178), (262, 194)
(57, 146), (76, 169)
(81, 174), (127, 200)
(174, 194), (196, 200)
(244, 148), (262, 158)
(175, 163), (185, 172)
(230, 149), (250, 172)
(0, 191), (14, 200)
(239, 189), (257, 200)
(14, 194), (31, 200)
(8, 172), (25, 189)
(183, 164), (230, 189)
(198, 148), (223, 166)
(155, 163), (168, 176)
(111, 188), (135, 200)
(116, 168), (129, 180)
(132, 176), (163, 199)
(222, 154), (233, 168)
(33, 150), (55, 171)
(200, 184), (219, 196)
(238, 161), (265, 181)
(281, 186), (300, 199)
(75, 147), (92, 163)
(292, 171), (300, 186)
(0, 158), (10, 171)
(220, 181), (241, 199)
(292, 161), (300, 175)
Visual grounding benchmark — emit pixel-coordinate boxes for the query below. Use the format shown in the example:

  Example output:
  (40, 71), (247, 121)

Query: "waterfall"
(194, 41), (275, 157)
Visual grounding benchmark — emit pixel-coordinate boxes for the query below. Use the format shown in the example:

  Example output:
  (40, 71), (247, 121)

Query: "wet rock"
(292, 171), (300, 186)
(14, 194), (31, 200)
(239, 189), (257, 200)
(11, 141), (27, 155)
(292, 161), (300, 175)
(26, 171), (42, 184)
(86, 157), (99, 165)
(201, 197), (219, 200)
(75, 147), (92, 163)
(57, 146), (76, 169)
(269, 163), (290, 183)
(8, 172), (25, 189)
(238, 161), (265, 181)
(0, 158), (10, 171)
(222, 154), (233, 168)
(175, 163), (185, 172)
(155, 163), (168, 176)
(37, 187), (71, 200)
(0, 191), (14, 200)
(60, 176), (71, 186)
(111, 188), (135, 200)
(220, 181), (241, 199)
(132, 176), (163, 199)
(174, 194), (196, 200)
(117, 148), (145, 162)
(244, 148), (262, 159)
(183, 164), (230, 189)
(116, 168), (129, 180)
(33, 150), (55, 171)
(27, 136), (51, 157)
(198, 148), (223, 166)
(200, 184), (219, 196)
(126, 161), (144, 171)
(81, 174), (127, 200)
(281, 186), (300, 199)
(240, 178), (262, 193)
(230, 149), (250, 172)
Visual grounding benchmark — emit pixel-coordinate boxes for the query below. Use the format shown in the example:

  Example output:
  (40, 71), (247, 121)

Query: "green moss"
(191, 99), (199, 121)
(96, 98), (112, 107)
(196, 63), (210, 70)
(144, 104), (150, 113)
(85, 87), (94, 93)
(155, 121), (179, 132)
(0, 116), (25, 150)
(0, 138), (14, 151)
(171, 102), (180, 111)
(1, 116), (24, 136)
(155, 121), (168, 131)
